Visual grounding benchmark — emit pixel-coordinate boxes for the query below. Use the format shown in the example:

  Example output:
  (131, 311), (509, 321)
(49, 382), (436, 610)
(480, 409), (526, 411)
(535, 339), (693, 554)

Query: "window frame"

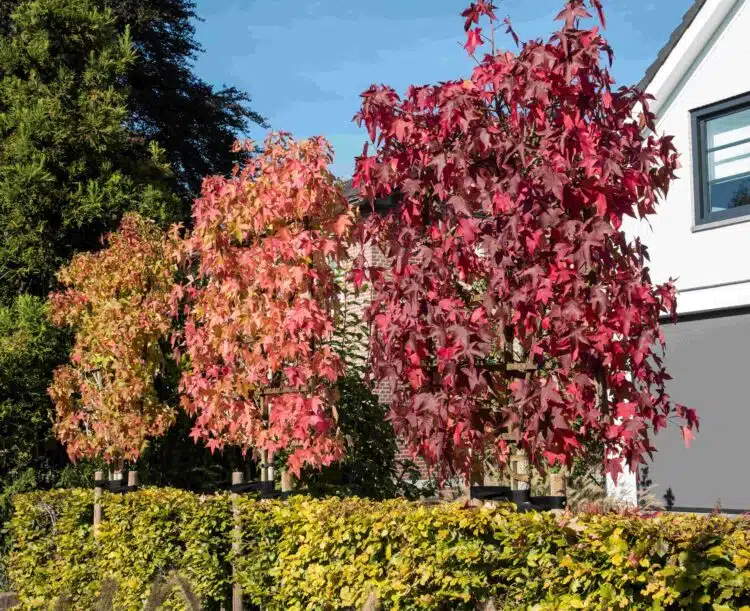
(692, 91), (750, 226)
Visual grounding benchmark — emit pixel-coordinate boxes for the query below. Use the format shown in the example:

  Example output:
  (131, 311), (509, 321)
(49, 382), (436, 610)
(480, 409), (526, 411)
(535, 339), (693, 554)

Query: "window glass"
(705, 108), (750, 212)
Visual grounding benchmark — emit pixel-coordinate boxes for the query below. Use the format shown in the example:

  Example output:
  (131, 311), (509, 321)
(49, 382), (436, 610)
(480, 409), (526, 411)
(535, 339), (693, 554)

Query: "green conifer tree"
(0, 0), (180, 301)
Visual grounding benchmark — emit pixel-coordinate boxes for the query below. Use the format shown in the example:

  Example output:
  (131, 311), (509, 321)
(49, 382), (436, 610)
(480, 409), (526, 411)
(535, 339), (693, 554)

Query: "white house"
(622, 0), (750, 511)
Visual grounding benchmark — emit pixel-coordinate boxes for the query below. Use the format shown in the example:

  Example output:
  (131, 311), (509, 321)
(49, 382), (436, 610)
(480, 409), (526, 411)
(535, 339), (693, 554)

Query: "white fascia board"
(646, 0), (741, 117)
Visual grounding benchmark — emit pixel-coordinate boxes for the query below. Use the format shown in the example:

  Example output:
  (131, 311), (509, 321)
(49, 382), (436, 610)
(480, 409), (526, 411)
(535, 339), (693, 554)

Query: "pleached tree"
(351, 0), (697, 481)
(174, 134), (354, 475)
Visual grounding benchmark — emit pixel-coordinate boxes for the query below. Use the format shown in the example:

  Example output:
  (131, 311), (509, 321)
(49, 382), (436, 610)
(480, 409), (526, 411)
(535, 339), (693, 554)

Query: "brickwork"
(345, 228), (431, 482)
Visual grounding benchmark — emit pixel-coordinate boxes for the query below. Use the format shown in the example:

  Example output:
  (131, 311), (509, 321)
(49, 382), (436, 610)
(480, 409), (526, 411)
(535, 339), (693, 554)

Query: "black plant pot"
(530, 496), (567, 510)
(510, 489), (531, 504)
(470, 485), (511, 501)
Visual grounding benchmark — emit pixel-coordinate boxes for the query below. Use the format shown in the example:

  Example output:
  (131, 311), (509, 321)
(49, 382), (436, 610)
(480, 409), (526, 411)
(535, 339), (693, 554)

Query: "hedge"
(7, 490), (750, 610)
(8, 489), (232, 610)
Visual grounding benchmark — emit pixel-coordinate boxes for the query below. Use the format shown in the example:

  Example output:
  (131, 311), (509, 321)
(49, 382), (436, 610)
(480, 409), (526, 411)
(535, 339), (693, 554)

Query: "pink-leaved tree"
(173, 133), (354, 474)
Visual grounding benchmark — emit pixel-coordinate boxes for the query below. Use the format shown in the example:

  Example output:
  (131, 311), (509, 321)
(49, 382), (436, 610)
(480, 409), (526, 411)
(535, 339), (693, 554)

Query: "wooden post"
(93, 470), (104, 537)
(259, 395), (271, 490)
(280, 469), (294, 493)
(510, 449), (530, 499)
(231, 470), (244, 611)
(513, 452), (530, 492)
(127, 469), (139, 491)
(550, 472), (566, 497)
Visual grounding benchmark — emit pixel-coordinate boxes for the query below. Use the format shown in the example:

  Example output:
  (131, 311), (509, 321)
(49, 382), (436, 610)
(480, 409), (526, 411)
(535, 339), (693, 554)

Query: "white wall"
(628, 0), (750, 314)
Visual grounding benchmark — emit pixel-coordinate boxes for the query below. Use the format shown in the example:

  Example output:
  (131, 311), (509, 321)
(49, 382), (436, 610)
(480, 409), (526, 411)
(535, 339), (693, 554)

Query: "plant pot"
(510, 489), (531, 504)
(530, 496), (566, 510)
(470, 486), (511, 501)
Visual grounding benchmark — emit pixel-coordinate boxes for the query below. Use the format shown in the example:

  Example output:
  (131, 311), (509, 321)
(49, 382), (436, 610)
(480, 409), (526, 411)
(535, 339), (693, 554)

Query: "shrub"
(7, 489), (96, 608)
(8, 490), (750, 610)
(8, 488), (231, 610)
(234, 497), (750, 610)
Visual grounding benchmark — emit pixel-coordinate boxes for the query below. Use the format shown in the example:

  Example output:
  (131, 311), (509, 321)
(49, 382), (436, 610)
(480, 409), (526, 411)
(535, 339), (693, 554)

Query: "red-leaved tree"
(174, 133), (353, 474)
(352, 0), (698, 481)
(49, 213), (177, 463)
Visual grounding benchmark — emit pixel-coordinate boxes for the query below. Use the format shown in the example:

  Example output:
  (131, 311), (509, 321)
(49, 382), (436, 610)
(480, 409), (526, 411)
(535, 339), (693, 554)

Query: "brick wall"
(345, 231), (431, 483)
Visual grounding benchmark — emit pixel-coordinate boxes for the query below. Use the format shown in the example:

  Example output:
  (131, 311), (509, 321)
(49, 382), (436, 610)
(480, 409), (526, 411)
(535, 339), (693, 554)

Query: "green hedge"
(7, 490), (750, 610)
(8, 488), (232, 610)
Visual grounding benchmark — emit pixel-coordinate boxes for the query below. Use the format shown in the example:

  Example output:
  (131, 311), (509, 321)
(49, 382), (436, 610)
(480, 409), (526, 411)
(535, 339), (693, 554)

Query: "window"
(692, 92), (750, 225)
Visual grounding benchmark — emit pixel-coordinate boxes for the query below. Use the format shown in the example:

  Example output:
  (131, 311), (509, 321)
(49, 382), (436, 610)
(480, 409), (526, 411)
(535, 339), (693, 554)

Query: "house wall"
(628, 0), (750, 314)
(652, 310), (750, 509)
(622, 0), (750, 508)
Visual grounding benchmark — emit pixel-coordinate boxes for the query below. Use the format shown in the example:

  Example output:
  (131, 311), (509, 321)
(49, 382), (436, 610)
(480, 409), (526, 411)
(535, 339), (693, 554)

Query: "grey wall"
(649, 310), (750, 509)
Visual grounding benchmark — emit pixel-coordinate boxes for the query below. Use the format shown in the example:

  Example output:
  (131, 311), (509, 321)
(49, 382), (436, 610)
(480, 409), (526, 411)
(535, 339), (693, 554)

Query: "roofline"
(639, 0), (742, 117)
(637, 0), (710, 93)
(342, 179), (398, 214)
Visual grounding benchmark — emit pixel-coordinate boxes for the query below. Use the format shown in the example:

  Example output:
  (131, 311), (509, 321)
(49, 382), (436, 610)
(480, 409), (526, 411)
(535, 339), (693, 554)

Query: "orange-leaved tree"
(48, 213), (178, 463)
(174, 133), (354, 474)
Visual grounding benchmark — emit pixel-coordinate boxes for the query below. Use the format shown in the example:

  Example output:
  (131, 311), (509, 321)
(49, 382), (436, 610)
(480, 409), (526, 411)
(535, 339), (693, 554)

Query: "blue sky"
(193, 0), (694, 178)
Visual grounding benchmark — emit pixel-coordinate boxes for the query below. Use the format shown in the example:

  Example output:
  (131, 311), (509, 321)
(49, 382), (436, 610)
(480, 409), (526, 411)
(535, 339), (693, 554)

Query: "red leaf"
(615, 402), (636, 420)
(453, 421), (465, 446)
(681, 426), (695, 449)
(503, 17), (519, 47)
(595, 192), (607, 217)
(464, 27), (483, 55)
(457, 218), (478, 244)
(591, 0), (606, 29)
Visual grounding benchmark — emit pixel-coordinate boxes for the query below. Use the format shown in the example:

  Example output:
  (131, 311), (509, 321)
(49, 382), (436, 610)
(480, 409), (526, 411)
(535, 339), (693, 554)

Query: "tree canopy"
(0, 0), (266, 200)
(0, 0), (179, 302)
(49, 213), (177, 463)
(351, 0), (697, 480)
(175, 134), (354, 474)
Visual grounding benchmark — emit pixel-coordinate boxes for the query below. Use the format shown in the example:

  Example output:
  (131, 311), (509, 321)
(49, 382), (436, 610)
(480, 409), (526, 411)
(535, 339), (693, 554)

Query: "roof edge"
(638, 0), (711, 94)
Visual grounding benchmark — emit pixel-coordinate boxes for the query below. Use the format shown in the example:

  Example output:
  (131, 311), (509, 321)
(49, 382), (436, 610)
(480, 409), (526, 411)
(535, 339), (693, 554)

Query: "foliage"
(234, 497), (750, 610)
(11, 489), (750, 609)
(175, 133), (354, 474)
(93, 489), (232, 610)
(107, 0), (266, 199)
(0, 295), (72, 587)
(49, 213), (178, 463)
(0, 0), (180, 303)
(0, 0), (266, 201)
(299, 374), (400, 500)
(7, 489), (97, 608)
(351, 0), (695, 481)
(8, 488), (232, 610)
(0, 296), (69, 485)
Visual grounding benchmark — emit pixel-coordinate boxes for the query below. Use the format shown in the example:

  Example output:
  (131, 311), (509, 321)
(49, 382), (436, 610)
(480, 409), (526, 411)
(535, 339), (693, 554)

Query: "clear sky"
(193, 0), (695, 178)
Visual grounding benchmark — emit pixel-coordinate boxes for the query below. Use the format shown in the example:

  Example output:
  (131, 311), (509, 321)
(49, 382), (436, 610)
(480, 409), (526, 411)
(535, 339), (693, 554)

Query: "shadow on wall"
(650, 311), (750, 510)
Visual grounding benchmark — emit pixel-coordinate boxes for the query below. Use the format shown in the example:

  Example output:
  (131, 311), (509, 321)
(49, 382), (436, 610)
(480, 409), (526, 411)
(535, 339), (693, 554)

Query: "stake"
(280, 469), (294, 493)
(260, 395), (270, 488)
(231, 470), (244, 611)
(127, 469), (139, 491)
(93, 470), (104, 537)
(550, 472), (566, 497)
